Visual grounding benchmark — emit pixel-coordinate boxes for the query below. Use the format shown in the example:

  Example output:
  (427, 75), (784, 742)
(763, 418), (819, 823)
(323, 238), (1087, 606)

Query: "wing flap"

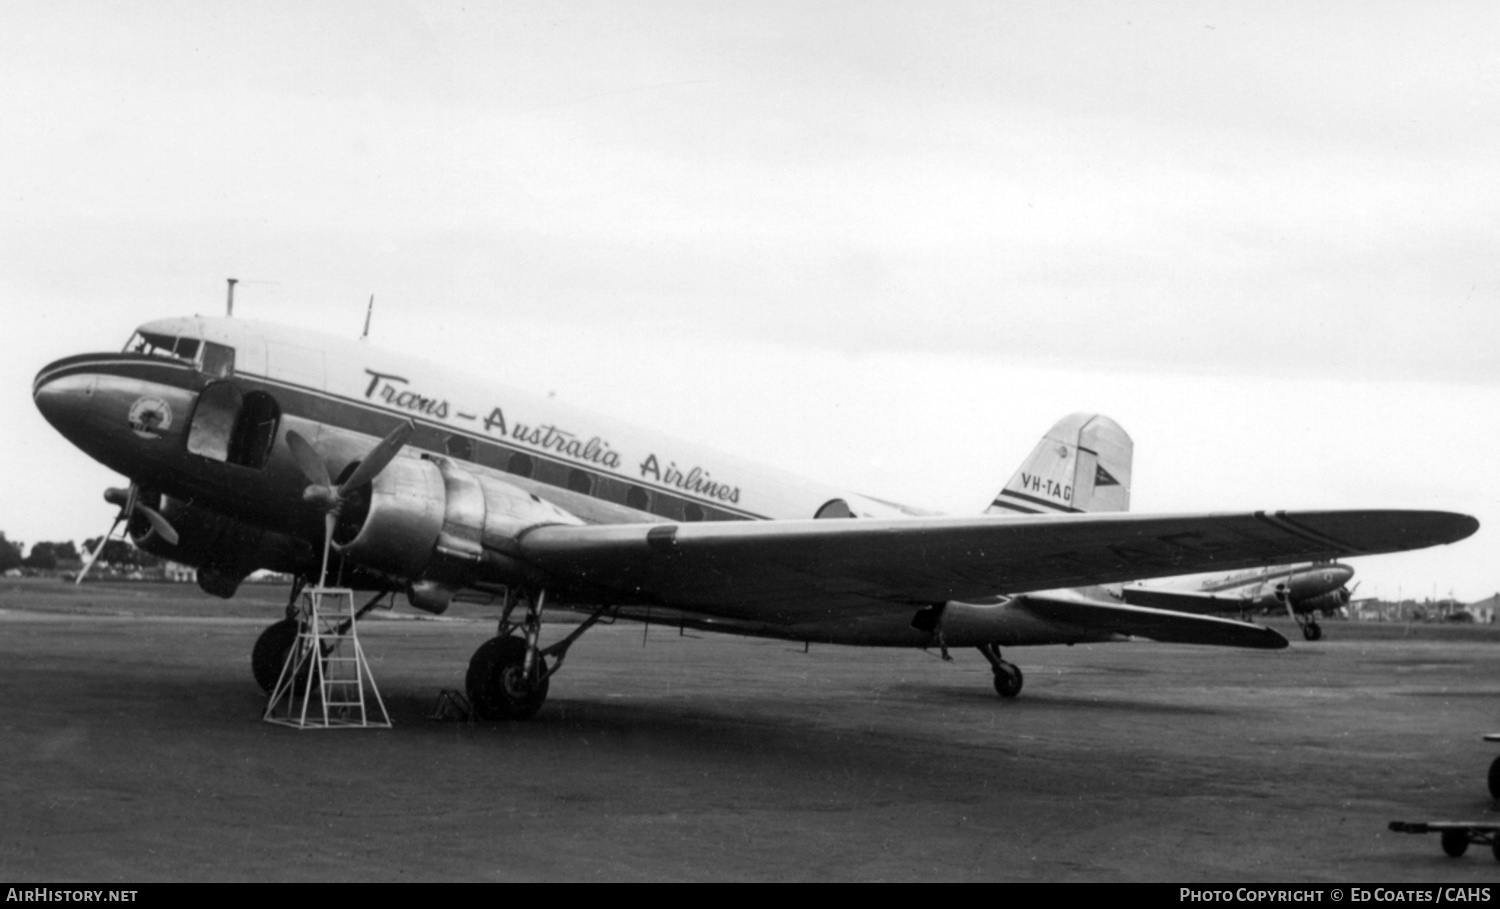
(1010, 589), (1289, 649)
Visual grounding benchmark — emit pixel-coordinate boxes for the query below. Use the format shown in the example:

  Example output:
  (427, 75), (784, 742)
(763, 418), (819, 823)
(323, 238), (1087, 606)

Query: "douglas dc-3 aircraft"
(1120, 563), (1356, 641)
(32, 316), (1478, 718)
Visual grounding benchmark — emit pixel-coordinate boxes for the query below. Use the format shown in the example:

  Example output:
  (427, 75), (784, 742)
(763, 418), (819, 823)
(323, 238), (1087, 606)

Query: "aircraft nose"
(1331, 564), (1355, 585)
(33, 360), (99, 437)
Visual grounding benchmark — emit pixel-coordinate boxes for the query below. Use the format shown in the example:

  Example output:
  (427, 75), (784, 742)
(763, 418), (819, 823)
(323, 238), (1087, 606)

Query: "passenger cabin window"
(187, 381), (280, 469)
(507, 452), (534, 478)
(445, 435), (475, 461)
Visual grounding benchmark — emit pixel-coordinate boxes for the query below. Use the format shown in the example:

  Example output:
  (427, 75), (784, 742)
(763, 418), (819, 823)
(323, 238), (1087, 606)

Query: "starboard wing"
(509, 509), (1476, 618)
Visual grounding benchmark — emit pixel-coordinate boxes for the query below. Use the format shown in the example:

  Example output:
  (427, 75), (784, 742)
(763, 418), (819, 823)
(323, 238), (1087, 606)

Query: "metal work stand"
(264, 586), (391, 729)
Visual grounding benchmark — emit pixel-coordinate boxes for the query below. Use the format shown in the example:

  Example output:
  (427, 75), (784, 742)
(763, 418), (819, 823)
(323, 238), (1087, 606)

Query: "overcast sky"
(3, 1), (1496, 599)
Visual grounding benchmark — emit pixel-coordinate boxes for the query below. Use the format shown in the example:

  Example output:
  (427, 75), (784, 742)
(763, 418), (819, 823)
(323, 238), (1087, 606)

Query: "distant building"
(1464, 593), (1500, 624)
(163, 562), (197, 583)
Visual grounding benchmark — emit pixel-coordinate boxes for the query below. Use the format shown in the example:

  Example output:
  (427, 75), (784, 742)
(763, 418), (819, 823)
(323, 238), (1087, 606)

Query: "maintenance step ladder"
(264, 586), (391, 729)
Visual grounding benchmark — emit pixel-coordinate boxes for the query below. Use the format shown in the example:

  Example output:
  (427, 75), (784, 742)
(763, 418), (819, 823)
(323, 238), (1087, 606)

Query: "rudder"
(986, 412), (1132, 515)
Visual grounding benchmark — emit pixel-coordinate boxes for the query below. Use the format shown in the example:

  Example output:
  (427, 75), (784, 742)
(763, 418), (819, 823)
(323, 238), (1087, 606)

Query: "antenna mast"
(361, 295), (374, 341)
(226, 278), (238, 317)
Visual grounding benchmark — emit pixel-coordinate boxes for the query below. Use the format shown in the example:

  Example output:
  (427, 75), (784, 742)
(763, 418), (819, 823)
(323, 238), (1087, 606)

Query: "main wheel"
(1442, 828), (1469, 857)
(993, 662), (1024, 698)
(252, 618), (302, 693)
(1302, 622), (1323, 642)
(466, 636), (550, 720)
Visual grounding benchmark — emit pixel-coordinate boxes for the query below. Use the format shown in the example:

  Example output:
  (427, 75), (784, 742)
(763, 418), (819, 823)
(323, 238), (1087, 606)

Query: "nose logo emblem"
(128, 396), (172, 439)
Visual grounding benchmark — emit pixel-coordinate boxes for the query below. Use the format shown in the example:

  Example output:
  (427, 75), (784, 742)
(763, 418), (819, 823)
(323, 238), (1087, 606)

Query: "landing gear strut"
(1285, 597), (1324, 642)
(465, 589), (613, 721)
(978, 642), (1024, 698)
(1293, 614), (1323, 641)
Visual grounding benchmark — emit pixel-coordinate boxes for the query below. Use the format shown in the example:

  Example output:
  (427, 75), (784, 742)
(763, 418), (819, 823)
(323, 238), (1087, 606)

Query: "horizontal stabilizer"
(1011, 589), (1289, 649)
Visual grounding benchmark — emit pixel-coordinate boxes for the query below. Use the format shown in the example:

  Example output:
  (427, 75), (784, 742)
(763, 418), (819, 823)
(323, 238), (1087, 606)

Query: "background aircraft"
(1119, 563), (1355, 640)
(32, 315), (1477, 718)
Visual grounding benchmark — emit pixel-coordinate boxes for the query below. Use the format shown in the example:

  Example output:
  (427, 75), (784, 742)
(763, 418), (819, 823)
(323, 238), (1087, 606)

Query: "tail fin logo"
(1095, 465), (1120, 487)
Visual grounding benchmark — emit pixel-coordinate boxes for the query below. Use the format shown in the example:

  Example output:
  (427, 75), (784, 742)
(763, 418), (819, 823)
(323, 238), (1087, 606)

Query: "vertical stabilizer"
(986, 413), (1133, 515)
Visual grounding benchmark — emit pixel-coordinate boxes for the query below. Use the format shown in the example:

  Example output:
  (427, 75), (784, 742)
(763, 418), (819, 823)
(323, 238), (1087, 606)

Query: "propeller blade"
(338, 419), (414, 497)
(285, 430), (332, 489)
(135, 502), (180, 547)
(317, 511), (336, 586)
(75, 516), (123, 586)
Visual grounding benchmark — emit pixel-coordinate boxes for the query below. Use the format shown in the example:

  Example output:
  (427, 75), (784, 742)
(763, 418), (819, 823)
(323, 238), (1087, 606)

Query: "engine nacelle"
(333, 454), (583, 613)
(127, 490), (314, 598)
(1244, 589), (1286, 612)
(1299, 587), (1352, 616)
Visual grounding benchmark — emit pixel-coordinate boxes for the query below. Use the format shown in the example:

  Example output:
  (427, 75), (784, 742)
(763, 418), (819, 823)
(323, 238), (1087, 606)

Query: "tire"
(1441, 828), (1469, 858)
(466, 636), (549, 721)
(252, 619), (302, 694)
(1302, 623), (1323, 642)
(993, 663), (1024, 699)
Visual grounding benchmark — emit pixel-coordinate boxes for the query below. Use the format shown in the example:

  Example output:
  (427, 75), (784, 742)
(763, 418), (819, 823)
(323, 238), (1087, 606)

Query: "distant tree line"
(0, 533), (159, 573)
(0, 533), (20, 573)
(81, 537), (161, 570)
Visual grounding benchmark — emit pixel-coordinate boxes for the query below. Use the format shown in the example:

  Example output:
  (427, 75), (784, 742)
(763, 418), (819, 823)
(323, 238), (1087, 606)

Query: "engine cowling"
(332, 454), (583, 613)
(1299, 587), (1352, 616)
(127, 490), (314, 598)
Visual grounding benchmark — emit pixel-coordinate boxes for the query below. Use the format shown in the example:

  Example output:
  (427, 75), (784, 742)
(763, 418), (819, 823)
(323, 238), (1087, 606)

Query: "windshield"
(123, 331), (201, 362)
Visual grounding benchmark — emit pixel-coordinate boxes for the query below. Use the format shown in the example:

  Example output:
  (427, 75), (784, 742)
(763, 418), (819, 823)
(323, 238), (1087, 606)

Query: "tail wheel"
(466, 636), (550, 720)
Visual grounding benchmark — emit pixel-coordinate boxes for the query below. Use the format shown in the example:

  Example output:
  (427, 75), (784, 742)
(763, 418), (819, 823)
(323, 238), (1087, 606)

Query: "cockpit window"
(124, 331), (201, 362)
(123, 332), (233, 377)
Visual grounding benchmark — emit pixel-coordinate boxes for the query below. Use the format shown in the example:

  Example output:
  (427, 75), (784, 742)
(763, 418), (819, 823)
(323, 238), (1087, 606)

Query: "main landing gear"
(251, 578), (392, 694)
(465, 589), (612, 721)
(1295, 615), (1323, 641)
(252, 578), (308, 693)
(978, 642), (1024, 698)
(1389, 821), (1500, 862)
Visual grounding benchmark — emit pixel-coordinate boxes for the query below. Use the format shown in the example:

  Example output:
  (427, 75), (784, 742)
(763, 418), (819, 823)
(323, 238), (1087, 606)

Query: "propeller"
(285, 419), (414, 584)
(1275, 580), (1297, 621)
(76, 484), (180, 585)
